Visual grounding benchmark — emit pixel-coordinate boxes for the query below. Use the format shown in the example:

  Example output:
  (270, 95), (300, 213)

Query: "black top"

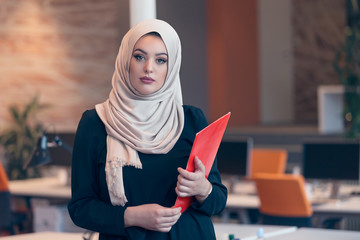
(68, 105), (227, 240)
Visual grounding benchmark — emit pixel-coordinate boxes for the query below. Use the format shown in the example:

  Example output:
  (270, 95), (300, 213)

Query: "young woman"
(68, 19), (227, 240)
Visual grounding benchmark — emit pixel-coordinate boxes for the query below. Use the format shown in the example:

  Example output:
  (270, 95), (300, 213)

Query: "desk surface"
(0, 225), (295, 240)
(9, 177), (70, 199)
(230, 180), (360, 197)
(0, 232), (83, 240)
(265, 227), (360, 240)
(214, 223), (297, 240)
(312, 197), (360, 217)
(227, 193), (360, 215)
(224, 181), (360, 226)
(227, 180), (360, 212)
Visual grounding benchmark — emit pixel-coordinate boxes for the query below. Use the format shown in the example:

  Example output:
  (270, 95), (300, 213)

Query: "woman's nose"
(144, 60), (153, 73)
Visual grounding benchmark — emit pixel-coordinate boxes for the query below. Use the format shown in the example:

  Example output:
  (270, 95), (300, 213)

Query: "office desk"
(0, 225), (294, 240)
(214, 223), (297, 240)
(265, 227), (360, 240)
(9, 178), (73, 232)
(224, 180), (360, 226)
(9, 177), (71, 200)
(0, 232), (84, 240)
(312, 197), (360, 217)
(222, 194), (259, 223)
(225, 193), (360, 222)
(311, 197), (360, 228)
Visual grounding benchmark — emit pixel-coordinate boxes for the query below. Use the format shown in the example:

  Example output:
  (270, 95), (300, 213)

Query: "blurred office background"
(0, 0), (346, 130)
(0, 0), (350, 176)
(1, 0), (360, 236)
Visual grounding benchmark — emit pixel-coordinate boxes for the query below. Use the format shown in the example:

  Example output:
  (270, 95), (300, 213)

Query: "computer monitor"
(46, 132), (75, 167)
(302, 139), (360, 198)
(302, 140), (360, 181)
(216, 137), (253, 178)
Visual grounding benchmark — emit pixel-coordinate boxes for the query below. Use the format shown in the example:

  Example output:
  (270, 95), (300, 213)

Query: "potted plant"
(0, 95), (49, 180)
(334, 0), (360, 139)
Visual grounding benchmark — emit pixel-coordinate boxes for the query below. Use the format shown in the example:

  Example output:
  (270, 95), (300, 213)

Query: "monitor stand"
(329, 181), (341, 199)
(329, 180), (351, 200)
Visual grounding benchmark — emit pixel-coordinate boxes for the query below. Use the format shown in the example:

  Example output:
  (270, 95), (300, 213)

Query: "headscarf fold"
(95, 19), (184, 206)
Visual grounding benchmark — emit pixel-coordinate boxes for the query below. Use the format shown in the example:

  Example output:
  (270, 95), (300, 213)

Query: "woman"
(68, 19), (227, 240)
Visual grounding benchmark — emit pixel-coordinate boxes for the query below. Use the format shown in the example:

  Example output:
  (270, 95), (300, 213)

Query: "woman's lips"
(140, 76), (155, 84)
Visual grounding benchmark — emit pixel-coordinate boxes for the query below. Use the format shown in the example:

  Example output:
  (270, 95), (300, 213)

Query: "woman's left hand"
(176, 156), (212, 203)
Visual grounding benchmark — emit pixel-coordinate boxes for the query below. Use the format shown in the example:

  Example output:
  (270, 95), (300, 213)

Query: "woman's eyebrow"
(133, 48), (147, 54)
(156, 52), (168, 57)
(133, 48), (168, 57)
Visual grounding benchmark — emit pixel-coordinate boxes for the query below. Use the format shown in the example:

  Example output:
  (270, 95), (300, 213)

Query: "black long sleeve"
(68, 110), (128, 237)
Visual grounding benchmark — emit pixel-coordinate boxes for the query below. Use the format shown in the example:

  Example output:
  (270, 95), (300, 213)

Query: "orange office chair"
(0, 162), (27, 235)
(253, 173), (313, 227)
(250, 148), (287, 178)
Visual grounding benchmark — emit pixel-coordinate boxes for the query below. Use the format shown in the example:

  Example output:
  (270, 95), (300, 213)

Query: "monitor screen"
(46, 132), (75, 167)
(302, 140), (360, 181)
(216, 138), (253, 177)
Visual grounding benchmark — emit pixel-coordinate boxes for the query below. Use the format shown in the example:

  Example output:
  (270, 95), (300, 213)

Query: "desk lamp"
(24, 132), (73, 169)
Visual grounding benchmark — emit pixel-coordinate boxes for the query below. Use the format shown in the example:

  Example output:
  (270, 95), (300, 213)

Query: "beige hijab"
(95, 19), (184, 206)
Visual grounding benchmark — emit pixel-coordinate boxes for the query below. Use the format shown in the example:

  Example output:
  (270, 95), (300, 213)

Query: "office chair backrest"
(0, 162), (9, 191)
(250, 148), (287, 178)
(0, 162), (12, 229)
(254, 173), (312, 217)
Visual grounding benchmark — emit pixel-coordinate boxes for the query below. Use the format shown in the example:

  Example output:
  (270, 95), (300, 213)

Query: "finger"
(161, 212), (181, 224)
(177, 183), (197, 197)
(161, 206), (182, 217)
(158, 228), (171, 233)
(177, 177), (195, 190)
(175, 185), (191, 197)
(177, 167), (195, 180)
(194, 156), (205, 173)
(177, 167), (190, 176)
(157, 217), (179, 227)
(177, 175), (194, 188)
(156, 212), (181, 228)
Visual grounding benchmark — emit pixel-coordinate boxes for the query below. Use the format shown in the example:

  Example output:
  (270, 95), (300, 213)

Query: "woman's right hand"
(124, 204), (182, 232)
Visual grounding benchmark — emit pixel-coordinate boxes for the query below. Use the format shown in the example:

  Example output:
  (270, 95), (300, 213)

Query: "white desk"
(222, 194), (259, 223)
(214, 223), (297, 240)
(225, 193), (360, 222)
(229, 179), (257, 195)
(312, 197), (360, 217)
(265, 227), (360, 240)
(230, 180), (360, 198)
(9, 177), (70, 199)
(311, 197), (360, 228)
(224, 180), (360, 226)
(0, 232), (84, 240)
(9, 178), (74, 233)
(0, 225), (296, 240)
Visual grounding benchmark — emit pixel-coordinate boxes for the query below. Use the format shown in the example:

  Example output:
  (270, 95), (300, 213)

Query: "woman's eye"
(156, 58), (167, 64)
(134, 55), (144, 61)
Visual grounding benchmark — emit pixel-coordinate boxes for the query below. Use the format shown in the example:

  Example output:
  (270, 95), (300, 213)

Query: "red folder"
(173, 112), (231, 212)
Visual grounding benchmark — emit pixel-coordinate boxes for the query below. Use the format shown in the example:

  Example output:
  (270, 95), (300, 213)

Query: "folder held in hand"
(173, 112), (231, 212)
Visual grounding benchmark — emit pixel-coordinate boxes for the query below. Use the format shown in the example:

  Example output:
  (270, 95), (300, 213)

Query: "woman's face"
(129, 34), (168, 95)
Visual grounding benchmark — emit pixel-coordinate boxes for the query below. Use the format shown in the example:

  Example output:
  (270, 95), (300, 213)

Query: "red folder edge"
(173, 112), (231, 212)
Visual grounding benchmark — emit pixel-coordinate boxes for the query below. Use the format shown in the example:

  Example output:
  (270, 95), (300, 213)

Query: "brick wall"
(293, 0), (346, 123)
(0, 0), (128, 131)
